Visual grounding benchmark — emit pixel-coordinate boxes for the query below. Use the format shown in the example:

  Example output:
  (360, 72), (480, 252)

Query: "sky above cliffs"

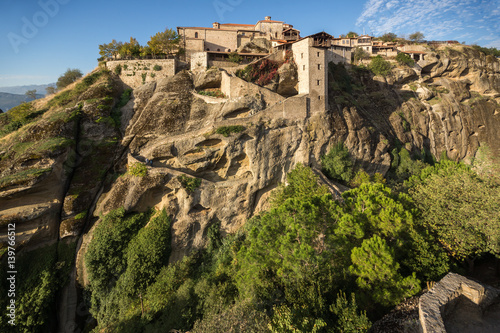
(0, 0), (499, 87)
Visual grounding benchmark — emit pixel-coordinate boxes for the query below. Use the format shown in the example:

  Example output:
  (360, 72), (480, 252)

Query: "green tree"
(380, 32), (397, 42)
(409, 31), (425, 43)
(119, 37), (141, 59)
(330, 291), (371, 333)
(349, 235), (421, 306)
(56, 68), (83, 90)
(236, 164), (339, 314)
(120, 210), (171, 295)
(369, 55), (392, 76)
(353, 47), (370, 63)
(25, 89), (37, 100)
(147, 28), (179, 58)
(346, 31), (359, 38)
(99, 39), (123, 59)
(45, 86), (56, 95)
(395, 52), (415, 66)
(321, 142), (354, 183)
(408, 160), (500, 271)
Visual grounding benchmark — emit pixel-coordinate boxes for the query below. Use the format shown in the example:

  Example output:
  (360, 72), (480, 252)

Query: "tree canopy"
(147, 28), (179, 58)
(380, 32), (397, 42)
(407, 160), (500, 269)
(56, 68), (83, 90)
(409, 31), (425, 43)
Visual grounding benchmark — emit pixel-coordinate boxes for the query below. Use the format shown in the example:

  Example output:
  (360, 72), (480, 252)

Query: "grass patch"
(197, 89), (226, 98)
(215, 125), (245, 137)
(178, 175), (201, 193)
(0, 167), (52, 189)
(128, 162), (147, 177)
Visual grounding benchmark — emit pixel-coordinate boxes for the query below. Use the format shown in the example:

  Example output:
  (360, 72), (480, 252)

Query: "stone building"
(177, 16), (300, 60)
(290, 32), (352, 112)
(332, 34), (373, 53)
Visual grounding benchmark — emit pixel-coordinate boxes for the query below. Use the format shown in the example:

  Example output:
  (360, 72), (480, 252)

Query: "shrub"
(141, 72), (147, 84)
(153, 64), (162, 71)
(178, 175), (201, 193)
(114, 64), (122, 75)
(353, 47), (370, 63)
(56, 68), (83, 90)
(228, 52), (242, 63)
(395, 52), (415, 67)
(369, 55), (392, 77)
(128, 162), (147, 177)
(215, 125), (245, 137)
(197, 89), (226, 98)
(321, 142), (354, 183)
(236, 59), (280, 86)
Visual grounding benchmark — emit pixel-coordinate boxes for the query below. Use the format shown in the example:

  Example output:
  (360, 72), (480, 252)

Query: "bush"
(321, 142), (354, 183)
(114, 64), (122, 75)
(56, 68), (83, 90)
(369, 55), (392, 77)
(128, 162), (147, 177)
(395, 52), (415, 67)
(153, 64), (162, 71)
(228, 52), (242, 63)
(178, 175), (201, 193)
(215, 125), (245, 137)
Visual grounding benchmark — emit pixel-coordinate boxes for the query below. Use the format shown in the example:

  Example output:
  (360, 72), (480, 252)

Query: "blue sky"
(0, 0), (498, 87)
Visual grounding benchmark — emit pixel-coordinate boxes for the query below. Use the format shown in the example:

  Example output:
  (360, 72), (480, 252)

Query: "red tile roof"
(221, 23), (255, 27)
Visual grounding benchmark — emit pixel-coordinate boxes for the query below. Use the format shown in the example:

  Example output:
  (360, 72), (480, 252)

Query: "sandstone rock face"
(1, 47), (499, 293)
(75, 47), (500, 268)
(237, 38), (272, 54)
(277, 62), (299, 96)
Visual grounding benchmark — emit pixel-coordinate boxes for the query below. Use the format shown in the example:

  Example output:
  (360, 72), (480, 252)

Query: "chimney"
(213, 22), (220, 29)
(265, 16), (271, 21)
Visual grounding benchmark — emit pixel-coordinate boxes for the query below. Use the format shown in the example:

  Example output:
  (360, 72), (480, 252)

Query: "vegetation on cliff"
(79, 158), (499, 332)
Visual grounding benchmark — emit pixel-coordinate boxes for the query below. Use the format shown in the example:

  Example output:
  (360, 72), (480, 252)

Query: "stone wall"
(327, 46), (352, 65)
(221, 71), (285, 107)
(191, 52), (208, 72)
(419, 272), (500, 333)
(106, 59), (177, 88)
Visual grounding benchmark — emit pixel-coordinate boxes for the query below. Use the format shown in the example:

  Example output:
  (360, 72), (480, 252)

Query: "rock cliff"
(0, 45), (499, 331)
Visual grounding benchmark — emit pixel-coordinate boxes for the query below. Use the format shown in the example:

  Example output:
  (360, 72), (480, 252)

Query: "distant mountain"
(0, 83), (55, 96)
(0, 92), (44, 111)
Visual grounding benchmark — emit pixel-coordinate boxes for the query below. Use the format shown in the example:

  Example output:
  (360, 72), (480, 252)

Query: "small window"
(317, 52), (320, 57)
(217, 48), (220, 51)
(275, 32), (278, 38)
(206, 48), (210, 51)
(317, 80), (320, 85)
(301, 53), (303, 59)
(318, 96), (321, 100)
(195, 32), (198, 38)
(303, 65), (305, 70)
(242, 32), (245, 36)
(228, 49), (231, 52)
(317, 64), (321, 70)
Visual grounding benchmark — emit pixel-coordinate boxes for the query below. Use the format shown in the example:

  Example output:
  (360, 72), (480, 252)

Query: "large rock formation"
(0, 44), (498, 333)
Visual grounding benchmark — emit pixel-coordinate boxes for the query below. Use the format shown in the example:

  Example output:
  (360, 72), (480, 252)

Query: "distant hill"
(0, 83), (55, 96)
(0, 92), (44, 111)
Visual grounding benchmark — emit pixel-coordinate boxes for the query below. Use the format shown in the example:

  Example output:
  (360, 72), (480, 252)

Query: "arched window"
(228, 49), (231, 52)
(195, 32), (198, 38)
(217, 48), (220, 51)
(206, 48), (210, 51)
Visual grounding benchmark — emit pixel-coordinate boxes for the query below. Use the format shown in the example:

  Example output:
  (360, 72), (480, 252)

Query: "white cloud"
(356, 0), (500, 45)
